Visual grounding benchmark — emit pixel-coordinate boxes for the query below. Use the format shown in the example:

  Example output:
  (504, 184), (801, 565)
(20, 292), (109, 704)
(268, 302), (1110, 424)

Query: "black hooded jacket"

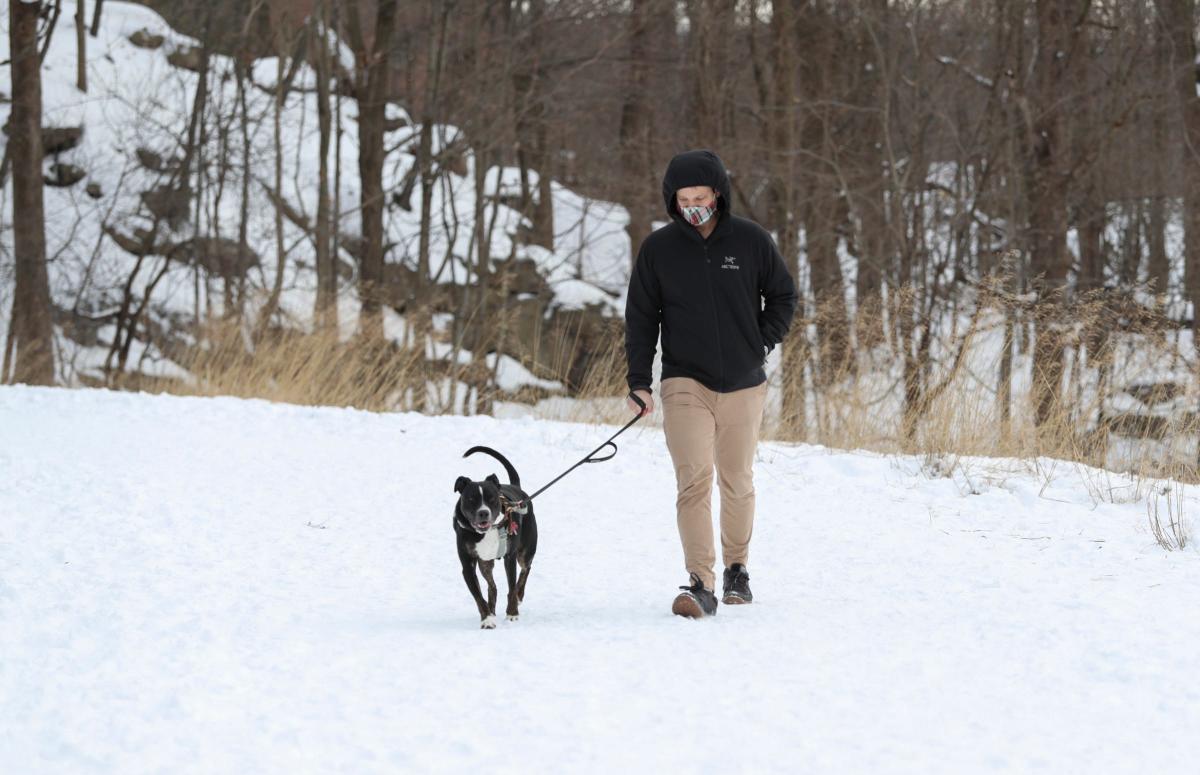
(624, 150), (797, 394)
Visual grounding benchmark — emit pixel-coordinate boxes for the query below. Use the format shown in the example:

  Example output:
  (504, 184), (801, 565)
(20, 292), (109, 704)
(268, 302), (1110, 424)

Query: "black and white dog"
(453, 446), (538, 629)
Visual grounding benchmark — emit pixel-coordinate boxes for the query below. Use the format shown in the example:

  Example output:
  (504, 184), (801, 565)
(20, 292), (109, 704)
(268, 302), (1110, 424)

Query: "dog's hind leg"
(516, 518), (537, 603)
(478, 560), (499, 619)
(504, 553), (519, 620)
(515, 553), (533, 604)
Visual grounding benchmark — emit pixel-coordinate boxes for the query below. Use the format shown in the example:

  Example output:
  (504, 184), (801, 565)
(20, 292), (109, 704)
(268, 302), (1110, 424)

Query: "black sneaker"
(722, 564), (753, 604)
(672, 573), (718, 618)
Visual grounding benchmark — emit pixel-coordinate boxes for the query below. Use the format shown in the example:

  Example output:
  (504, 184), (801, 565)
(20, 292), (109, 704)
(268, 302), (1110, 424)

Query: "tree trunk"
(256, 46), (288, 340)
(6, 0), (55, 385)
(513, 0), (554, 251)
(1157, 0), (1200, 351)
(312, 5), (336, 332)
(685, 0), (735, 148)
(1148, 16), (1170, 298)
(618, 0), (655, 264)
(89, 0), (105, 37)
(853, 0), (888, 351)
(75, 0), (87, 92)
(349, 0), (400, 342)
(766, 0), (807, 438)
(235, 58), (251, 318)
(1026, 0), (1075, 429)
(804, 182), (850, 384)
(1076, 191), (1106, 293)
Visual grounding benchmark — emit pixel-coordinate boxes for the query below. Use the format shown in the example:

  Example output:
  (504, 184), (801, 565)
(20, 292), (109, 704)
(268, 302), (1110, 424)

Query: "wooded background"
(7, 0), (1200, 472)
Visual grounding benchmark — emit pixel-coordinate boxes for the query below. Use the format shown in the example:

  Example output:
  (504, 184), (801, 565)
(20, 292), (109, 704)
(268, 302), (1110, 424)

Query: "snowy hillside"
(0, 1), (630, 385)
(2, 386), (1198, 773)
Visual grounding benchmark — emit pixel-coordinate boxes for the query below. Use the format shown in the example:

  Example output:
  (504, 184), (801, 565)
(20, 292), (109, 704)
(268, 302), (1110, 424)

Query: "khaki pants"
(660, 377), (768, 591)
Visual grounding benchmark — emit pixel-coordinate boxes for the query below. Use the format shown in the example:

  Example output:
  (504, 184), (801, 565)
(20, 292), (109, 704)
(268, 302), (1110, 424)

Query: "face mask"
(680, 202), (717, 227)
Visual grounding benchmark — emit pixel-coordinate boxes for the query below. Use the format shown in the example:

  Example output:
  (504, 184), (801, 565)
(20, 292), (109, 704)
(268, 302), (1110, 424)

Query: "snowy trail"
(2, 386), (1198, 773)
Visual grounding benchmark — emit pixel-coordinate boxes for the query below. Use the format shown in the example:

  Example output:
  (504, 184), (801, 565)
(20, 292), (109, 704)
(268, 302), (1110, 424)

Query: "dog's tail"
(463, 446), (521, 487)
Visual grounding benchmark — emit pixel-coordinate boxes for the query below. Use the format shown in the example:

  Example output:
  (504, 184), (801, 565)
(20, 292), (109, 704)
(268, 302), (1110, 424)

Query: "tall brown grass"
(758, 284), (1200, 483)
(147, 288), (1199, 482)
(166, 321), (425, 411)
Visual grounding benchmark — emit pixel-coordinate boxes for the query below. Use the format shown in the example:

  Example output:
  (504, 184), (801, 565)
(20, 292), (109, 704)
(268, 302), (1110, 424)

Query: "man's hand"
(627, 389), (654, 416)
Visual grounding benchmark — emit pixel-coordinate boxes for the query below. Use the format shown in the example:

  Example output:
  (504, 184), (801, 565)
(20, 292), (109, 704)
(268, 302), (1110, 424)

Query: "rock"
(167, 46), (204, 73)
(443, 147), (469, 178)
(86, 182), (103, 199)
(42, 126), (82, 155)
(1099, 411), (1171, 439)
(103, 224), (161, 256)
(129, 29), (165, 49)
(380, 263), (455, 313)
(494, 256), (549, 297)
(1124, 382), (1183, 407)
(140, 185), (192, 229)
(546, 305), (619, 391)
(167, 237), (260, 278)
(44, 163), (86, 188)
(136, 147), (167, 172)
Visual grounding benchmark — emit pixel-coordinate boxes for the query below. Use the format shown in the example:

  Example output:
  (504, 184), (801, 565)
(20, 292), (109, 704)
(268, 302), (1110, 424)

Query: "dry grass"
(129, 284), (1200, 485)
(166, 321), (425, 412)
(1147, 482), (1190, 550)
(755, 285), (1200, 484)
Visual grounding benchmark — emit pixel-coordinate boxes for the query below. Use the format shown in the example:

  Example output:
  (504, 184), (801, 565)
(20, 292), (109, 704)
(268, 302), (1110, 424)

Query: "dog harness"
(499, 494), (527, 536)
(475, 527), (508, 562)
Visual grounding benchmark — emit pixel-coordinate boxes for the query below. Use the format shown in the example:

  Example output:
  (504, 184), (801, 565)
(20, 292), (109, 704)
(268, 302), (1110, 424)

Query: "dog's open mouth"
(472, 521), (491, 532)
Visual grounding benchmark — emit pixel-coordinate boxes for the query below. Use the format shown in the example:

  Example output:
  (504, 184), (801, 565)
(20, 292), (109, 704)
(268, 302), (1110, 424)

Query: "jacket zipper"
(701, 240), (725, 390)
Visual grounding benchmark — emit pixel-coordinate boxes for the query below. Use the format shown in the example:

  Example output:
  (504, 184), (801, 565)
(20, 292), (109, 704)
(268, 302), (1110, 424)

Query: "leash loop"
(521, 392), (647, 504)
(585, 441), (618, 464)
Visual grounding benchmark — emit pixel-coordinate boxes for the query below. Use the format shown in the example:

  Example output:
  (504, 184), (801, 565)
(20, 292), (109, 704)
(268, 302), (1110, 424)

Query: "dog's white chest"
(474, 528), (506, 561)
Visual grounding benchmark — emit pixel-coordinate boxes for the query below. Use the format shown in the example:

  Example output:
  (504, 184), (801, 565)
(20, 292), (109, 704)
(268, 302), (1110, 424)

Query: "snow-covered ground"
(2, 386), (1198, 773)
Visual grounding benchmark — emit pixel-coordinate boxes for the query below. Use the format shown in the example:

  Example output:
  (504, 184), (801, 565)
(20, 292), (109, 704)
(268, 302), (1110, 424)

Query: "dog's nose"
(476, 509), (490, 519)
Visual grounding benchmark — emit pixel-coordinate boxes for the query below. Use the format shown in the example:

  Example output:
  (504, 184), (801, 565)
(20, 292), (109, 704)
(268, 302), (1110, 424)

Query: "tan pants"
(660, 377), (768, 591)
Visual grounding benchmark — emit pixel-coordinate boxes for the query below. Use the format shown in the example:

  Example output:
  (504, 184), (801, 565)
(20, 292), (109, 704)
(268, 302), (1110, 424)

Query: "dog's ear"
(485, 473), (500, 486)
(454, 476), (472, 494)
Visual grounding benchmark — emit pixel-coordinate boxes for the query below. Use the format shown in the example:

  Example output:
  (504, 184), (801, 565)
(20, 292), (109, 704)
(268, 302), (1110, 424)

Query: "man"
(624, 149), (797, 619)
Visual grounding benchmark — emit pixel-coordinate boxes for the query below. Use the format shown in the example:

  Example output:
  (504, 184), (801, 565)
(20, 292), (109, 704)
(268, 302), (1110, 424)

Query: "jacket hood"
(661, 150), (732, 222)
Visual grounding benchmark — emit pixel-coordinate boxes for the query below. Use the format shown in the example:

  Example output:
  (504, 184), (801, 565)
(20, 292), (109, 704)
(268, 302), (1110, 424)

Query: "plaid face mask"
(680, 202), (717, 226)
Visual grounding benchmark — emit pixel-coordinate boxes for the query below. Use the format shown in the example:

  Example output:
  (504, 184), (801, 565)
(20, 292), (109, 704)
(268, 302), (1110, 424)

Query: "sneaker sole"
(722, 593), (752, 605)
(672, 593), (706, 618)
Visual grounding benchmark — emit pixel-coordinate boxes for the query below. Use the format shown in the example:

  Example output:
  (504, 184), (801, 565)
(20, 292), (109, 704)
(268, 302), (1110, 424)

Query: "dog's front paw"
(506, 614), (519, 622)
(480, 615), (497, 629)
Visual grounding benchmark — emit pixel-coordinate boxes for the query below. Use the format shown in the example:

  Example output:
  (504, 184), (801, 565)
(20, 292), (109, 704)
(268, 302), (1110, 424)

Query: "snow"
(2, 386), (1199, 773)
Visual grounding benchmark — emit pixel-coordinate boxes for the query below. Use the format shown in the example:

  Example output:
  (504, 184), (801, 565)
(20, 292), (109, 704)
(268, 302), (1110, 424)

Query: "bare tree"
(75, 0), (87, 91)
(1025, 0), (1085, 427)
(345, 0), (401, 342)
(1156, 0), (1200, 351)
(311, 1), (336, 331)
(4, 0), (55, 385)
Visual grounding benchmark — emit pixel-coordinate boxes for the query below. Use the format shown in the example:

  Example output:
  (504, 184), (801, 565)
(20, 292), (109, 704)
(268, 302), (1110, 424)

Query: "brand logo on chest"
(722, 255), (740, 270)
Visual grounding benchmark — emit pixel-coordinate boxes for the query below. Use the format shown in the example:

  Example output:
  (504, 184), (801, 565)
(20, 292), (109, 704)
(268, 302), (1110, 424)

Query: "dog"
(454, 446), (538, 629)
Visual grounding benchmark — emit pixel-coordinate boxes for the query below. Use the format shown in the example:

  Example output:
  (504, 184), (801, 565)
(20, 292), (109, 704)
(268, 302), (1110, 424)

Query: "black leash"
(520, 392), (648, 505)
